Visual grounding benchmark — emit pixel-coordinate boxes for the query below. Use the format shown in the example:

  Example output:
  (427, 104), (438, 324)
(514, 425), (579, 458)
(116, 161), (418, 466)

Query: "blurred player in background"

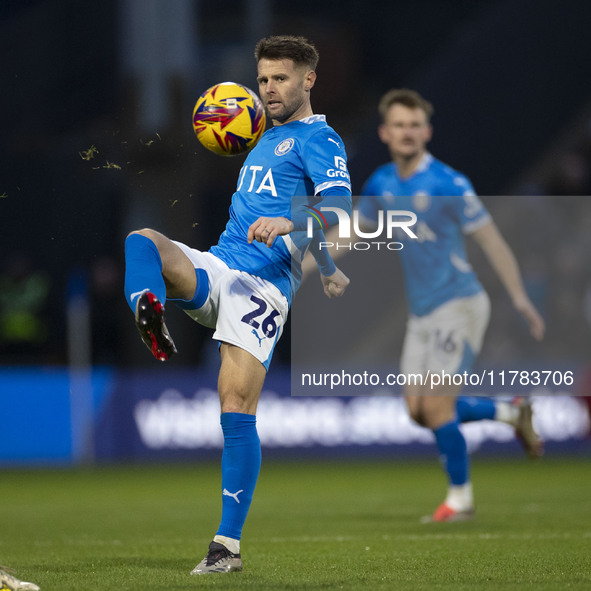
(0, 567), (39, 591)
(356, 88), (545, 522)
(123, 36), (351, 573)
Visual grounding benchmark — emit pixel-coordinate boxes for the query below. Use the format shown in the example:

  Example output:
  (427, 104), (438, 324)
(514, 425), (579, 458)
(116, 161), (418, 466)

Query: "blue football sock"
(456, 396), (496, 423)
(123, 234), (166, 312)
(433, 420), (469, 486)
(217, 413), (262, 541)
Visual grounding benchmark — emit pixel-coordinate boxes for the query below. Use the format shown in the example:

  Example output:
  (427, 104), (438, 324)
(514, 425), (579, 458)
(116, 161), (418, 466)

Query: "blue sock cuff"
(192, 269), (209, 308)
(221, 412), (257, 430)
(220, 413), (259, 447)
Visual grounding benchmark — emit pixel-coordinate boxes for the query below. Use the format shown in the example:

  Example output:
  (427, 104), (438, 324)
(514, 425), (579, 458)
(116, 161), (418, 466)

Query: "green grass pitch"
(1, 457), (589, 590)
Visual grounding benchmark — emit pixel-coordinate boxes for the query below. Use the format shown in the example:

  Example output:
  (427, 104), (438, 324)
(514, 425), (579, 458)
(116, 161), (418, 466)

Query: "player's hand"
(514, 296), (545, 341)
(321, 267), (350, 299)
(247, 216), (294, 248)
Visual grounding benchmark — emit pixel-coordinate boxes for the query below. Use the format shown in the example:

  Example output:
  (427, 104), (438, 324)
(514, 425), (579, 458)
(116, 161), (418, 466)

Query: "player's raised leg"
(456, 396), (543, 458)
(191, 344), (266, 575)
(124, 229), (201, 361)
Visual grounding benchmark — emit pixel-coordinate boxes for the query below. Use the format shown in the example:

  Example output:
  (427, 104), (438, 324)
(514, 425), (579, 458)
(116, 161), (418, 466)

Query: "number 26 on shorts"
(241, 295), (280, 338)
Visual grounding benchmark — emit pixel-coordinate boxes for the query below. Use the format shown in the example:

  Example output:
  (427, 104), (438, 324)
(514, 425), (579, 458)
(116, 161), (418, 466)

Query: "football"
(192, 82), (266, 156)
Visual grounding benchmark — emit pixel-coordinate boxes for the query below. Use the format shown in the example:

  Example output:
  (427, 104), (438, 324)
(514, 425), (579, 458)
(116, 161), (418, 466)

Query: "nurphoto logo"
(306, 205), (418, 251)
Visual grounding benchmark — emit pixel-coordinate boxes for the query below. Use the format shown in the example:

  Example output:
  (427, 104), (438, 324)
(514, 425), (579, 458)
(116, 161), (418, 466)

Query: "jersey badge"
(274, 138), (295, 156)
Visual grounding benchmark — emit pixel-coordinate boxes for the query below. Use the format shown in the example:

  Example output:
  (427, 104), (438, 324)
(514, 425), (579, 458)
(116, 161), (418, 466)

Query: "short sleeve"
(302, 129), (352, 195)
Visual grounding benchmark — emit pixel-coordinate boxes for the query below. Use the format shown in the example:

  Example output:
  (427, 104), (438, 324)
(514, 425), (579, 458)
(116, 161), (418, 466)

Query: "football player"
(357, 88), (545, 521)
(123, 35), (352, 573)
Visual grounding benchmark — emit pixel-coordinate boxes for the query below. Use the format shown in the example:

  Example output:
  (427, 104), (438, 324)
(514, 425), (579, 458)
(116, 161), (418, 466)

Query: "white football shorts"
(400, 291), (490, 377)
(172, 241), (289, 370)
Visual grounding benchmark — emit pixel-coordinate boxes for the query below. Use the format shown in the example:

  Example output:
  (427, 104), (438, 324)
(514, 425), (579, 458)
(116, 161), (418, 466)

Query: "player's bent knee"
(219, 391), (259, 415)
(128, 228), (159, 241)
(409, 408), (427, 427)
(218, 377), (263, 415)
(421, 404), (456, 430)
(405, 395), (427, 426)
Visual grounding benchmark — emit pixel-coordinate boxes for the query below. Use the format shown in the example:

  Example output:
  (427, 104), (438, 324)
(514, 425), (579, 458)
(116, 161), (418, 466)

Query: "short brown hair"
(378, 88), (434, 122)
(254, 35), (319, 70)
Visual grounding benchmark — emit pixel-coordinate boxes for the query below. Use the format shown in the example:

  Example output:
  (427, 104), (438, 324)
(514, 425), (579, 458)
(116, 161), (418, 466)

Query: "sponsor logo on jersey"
(274, 138), (294, 156)
(237, 165), (278, 196)
(326, 155), (350, 179)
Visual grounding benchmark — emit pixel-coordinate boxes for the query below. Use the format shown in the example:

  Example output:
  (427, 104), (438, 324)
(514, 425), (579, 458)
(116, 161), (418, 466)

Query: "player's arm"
(301, 185), (352, 296)
(470, 220), (545, 341)
(302, 225), (339, 278)
(301, 194), (378, 280)
(302, 183), (351, 263)
(307, 229), (350, 298)
(301, 168), (381, 281)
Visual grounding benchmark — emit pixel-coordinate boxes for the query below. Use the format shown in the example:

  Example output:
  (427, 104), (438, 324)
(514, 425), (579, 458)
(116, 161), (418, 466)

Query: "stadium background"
(1, 0), (590, 465)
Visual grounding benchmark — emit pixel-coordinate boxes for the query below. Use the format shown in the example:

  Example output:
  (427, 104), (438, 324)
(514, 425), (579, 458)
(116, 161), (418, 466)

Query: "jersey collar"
(416, 152), (433, 173)
(299, 114), (326, 124)
(393, 152), (432, 180)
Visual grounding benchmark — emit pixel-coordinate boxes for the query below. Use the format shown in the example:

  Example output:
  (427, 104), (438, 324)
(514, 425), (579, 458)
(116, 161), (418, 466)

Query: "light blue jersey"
(210, 114), (352, 303)
(358, 153), (491, 316)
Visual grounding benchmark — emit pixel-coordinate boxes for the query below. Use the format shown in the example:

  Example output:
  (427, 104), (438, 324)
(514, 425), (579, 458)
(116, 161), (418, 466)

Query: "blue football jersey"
(210, 115), (352, 303)
(358, 153), (491, 316)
